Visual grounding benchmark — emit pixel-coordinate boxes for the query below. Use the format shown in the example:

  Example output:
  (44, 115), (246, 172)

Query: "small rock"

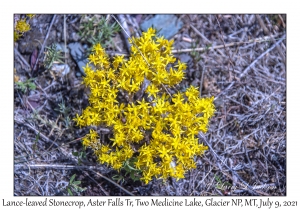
(187, 68), (195, 79)
(30, 18), (38, 27)
(48, 30), (57, 43)
(56, 32), (61, 42)
(178, 53), (192, 64)
(83, 44), (88, 50)
(193, 70), (201, 79)
(174, 40), (192, 50)
(56, 42), (69, 54)
(140, 15), (184, 40)
(214, 97), (224, 109)
(191, 78), (200, 87)
(18, 30), (44, 54)
(68, 42), (89, 75)
(50, 63), (70, 77)
(56, 22), (63, 33)
(71, 32), (80, 42)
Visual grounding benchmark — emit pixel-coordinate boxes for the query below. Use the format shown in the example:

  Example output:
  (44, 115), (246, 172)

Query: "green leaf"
(79, 151), (86, 159)
(72, 185), (79, 190)
(214, 174), (221, 182)
(73, 180), (81, 185)
(67, 188), (73, 196)
(33, 132), (40, 152)
(130, 172), (137, 181)
(28, 83), (36, 90)
(78, 187), (87, 192)
(112, 174), (121, 180)
(125, 162), (139, 171)
(70, 174), (76, 184)
(112, 174), (124, 183)
(72, 152), (79, 156)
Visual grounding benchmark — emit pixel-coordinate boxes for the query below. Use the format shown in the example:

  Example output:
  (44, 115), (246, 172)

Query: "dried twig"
(214, 82), (235, 100)
(15, 164), (109, 196)
(32, 14), (57, 72)
(190, 24), (225, 57)
(243, 143), (261, 183)
(125, 14), (141, 38)
(278, 15), (286, 28)
(63, 14), (67, 64)
(255, 15), (285, 63)
(239, 34), (286, 78)
(199, 65), (206, 97)
(190, 24), (211, 44)
(14, 47), (31, 74)
(15, 115), (78, 164)
(215, 15), (235, 78)
(82, 171), (109, 196)
(89, 169), (134, 196)
(15, 115), (58, 147)
(15, 163), (104, 170)
(115, 14), (131, 52)
(198, 133), (259, 195)
(222, 171), (270, 196)
(172, 33), (283, 54)
(22, 163), (132, 196)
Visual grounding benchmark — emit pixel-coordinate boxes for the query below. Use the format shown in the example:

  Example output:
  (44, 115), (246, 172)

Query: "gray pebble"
(71, 32), (80, 42)
(140, 15), (183, 40)
(193, 70), (201, 79)
(68, 42), (89, 75)
(83, 44), (88, 50)
(55, 42), (69, 54)
(57, 32), (61, 41)
(187, 68), (195, 78)
(50, 63), (70, 76)
(191, 78), (200, 87)
(178, 53), (192, 64)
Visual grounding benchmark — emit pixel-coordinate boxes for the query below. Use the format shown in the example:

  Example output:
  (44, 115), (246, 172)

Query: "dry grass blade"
(199, 133), (260, 195)
(115, 14), (132, 52)
(190, 24), (225, 56)
(255, 15), (285, 63)
(14, 48), (31, 73)
(239, 34), (286, 78)
(32, 15), (57, 72)
(172, 33), (283, 53)
(89, 169), (134, 196)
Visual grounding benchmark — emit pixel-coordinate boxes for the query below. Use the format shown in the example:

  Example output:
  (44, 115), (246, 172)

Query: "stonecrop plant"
(14, 16), (32, 42)
(73, 28), (215, 184)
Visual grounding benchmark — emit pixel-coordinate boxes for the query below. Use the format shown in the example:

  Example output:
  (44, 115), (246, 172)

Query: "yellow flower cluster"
(26, 14), (35, 19)
(74, 28), (215, 184)
(14, 17), (31, 42)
